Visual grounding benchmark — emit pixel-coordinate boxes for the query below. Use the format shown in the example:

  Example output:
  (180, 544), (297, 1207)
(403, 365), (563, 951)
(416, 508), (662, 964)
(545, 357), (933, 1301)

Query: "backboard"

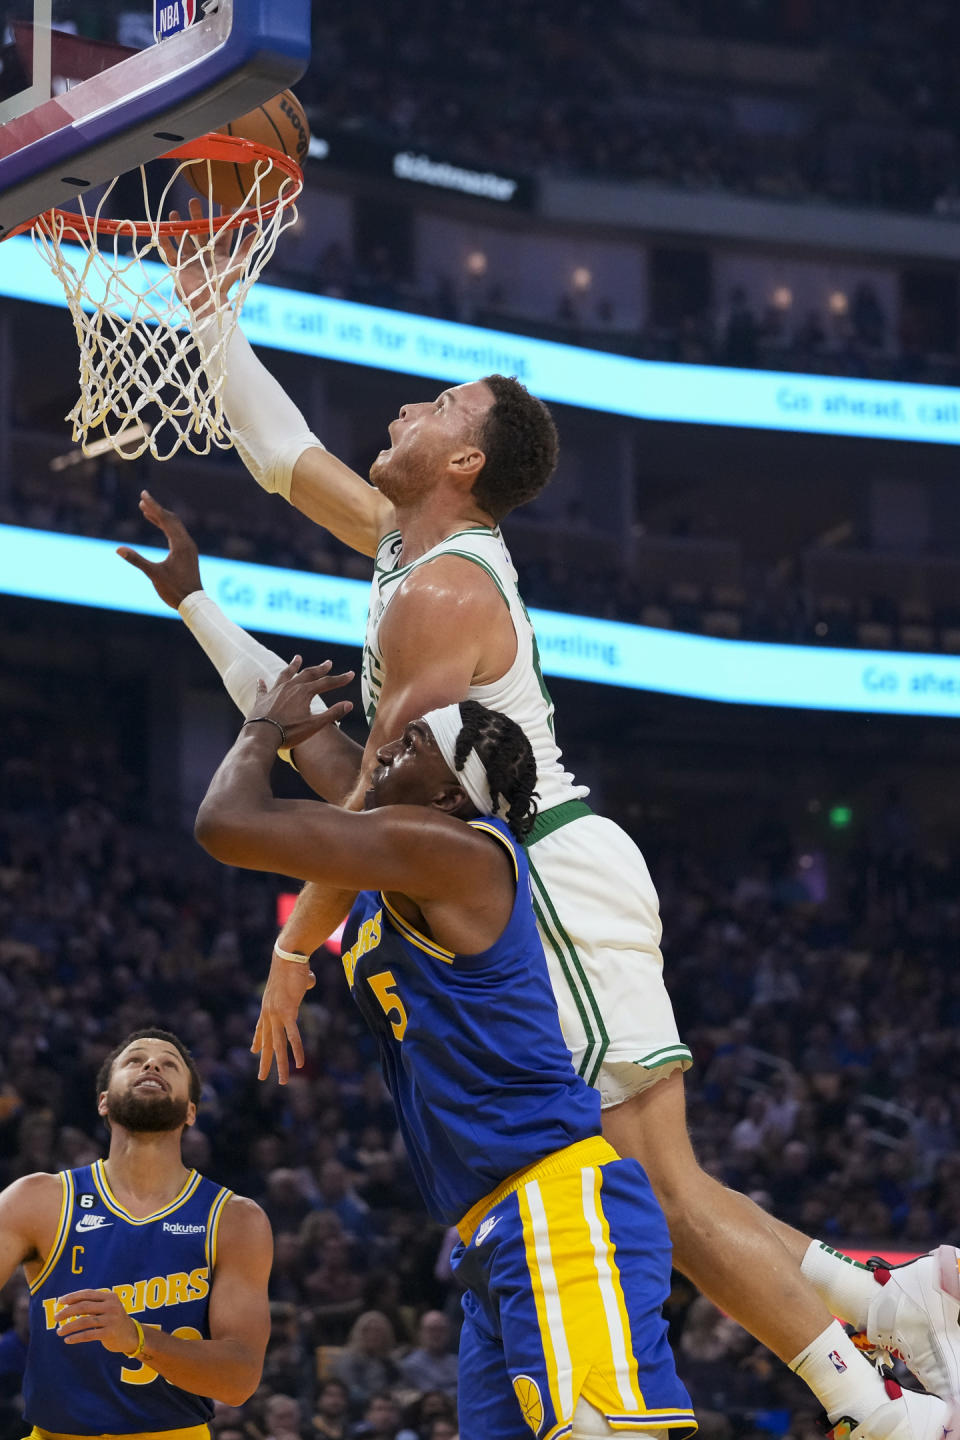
(0, 0), (310, 235)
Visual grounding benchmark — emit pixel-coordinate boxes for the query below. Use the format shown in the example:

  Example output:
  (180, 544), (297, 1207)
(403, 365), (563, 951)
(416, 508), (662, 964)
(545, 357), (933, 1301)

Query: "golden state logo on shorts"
(513, 1374), (544, 1434)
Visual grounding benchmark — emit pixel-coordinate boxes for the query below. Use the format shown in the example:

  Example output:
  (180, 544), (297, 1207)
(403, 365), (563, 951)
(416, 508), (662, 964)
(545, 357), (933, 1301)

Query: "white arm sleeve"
(196, 318), (323, 500)
(178, 591), (325, 764)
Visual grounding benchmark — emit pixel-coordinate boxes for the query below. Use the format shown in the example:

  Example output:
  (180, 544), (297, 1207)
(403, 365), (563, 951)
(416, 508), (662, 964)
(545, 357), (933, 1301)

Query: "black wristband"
(242, 716), (287, 747)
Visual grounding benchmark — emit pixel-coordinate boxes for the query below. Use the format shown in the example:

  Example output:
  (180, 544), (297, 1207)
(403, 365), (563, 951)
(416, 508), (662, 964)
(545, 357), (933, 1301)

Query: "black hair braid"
(453, 700), (539, 841)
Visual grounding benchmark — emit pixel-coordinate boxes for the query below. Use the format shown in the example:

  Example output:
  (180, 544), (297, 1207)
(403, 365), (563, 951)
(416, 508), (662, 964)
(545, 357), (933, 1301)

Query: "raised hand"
(248, 656), (355, 750)
(117, 490), (203, 610)
(159, 197), (256, 321)
(251, 951), (318, 1084)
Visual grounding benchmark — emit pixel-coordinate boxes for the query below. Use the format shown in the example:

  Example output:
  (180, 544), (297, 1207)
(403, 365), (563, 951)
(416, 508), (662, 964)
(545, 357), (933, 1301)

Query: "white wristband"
(274, 943), (311, 964)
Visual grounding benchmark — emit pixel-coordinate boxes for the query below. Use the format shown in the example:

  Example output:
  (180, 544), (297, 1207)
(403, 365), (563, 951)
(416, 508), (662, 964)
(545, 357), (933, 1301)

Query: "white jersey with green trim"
(361, 525), (589, 812)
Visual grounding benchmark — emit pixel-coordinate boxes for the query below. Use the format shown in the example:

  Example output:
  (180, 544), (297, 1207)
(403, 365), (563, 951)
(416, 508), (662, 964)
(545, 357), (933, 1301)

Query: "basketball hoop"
(28, 133), (303, 462)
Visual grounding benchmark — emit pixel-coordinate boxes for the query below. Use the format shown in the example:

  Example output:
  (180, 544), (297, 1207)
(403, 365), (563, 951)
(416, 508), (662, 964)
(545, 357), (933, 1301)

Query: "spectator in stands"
(314, 1161), (372, 1244)
(304, 1235), (367, 1344)
(401, 1390), (457, 1438)
(264, 1394), (308, 1440)
(333, 1313), (403, 1411)
(397, 1312), (458, 1402)
(263, 1167), (315, 1235)
(312, 1377), (352, 1439)
(348, 1392), (416, 1440)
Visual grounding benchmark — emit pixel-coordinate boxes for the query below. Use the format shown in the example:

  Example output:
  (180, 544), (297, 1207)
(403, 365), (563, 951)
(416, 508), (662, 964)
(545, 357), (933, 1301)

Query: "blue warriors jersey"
(24, 1160), (231, 1435)
(340, 816), (601, 1225)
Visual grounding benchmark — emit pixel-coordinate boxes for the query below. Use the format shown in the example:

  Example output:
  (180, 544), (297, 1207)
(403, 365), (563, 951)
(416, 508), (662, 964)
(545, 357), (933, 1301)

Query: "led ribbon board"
(3, 524), (960, 717)
(3, 235), (960, 444)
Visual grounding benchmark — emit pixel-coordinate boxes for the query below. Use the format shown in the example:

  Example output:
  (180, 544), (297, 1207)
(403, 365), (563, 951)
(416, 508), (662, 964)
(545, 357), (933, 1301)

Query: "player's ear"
(183, 1102), (197, 1130)
(447, 444), (485, 479)
(96, 1091), (109, 1118)
(433, 782), (470, 817)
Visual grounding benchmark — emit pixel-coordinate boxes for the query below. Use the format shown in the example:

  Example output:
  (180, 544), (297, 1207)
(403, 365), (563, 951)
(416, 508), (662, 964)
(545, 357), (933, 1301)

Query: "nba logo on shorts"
(828, 1350), (848, 1374)
(155, 0), (197, 41)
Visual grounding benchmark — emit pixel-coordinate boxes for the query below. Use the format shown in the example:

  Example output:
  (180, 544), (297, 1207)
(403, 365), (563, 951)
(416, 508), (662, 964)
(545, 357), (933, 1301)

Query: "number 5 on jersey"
(367, 971), (408, 1041)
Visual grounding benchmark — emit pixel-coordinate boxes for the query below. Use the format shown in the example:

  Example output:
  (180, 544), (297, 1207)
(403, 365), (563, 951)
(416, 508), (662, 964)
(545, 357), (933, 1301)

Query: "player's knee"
(602, 1087), (705, 1211)
(571, 1397), (671, 1439)
(571, 1397), (616, 1437)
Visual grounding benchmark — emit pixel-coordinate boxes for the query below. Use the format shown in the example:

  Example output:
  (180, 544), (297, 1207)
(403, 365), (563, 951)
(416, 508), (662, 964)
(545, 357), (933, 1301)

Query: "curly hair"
(471, 375), (559, 522)
(453, 700), (539, 842)
(95, 1027), (201, 1107)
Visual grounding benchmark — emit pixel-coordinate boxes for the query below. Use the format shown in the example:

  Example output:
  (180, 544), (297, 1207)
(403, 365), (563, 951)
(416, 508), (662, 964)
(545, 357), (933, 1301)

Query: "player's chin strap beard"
(422, 704), (499, 817)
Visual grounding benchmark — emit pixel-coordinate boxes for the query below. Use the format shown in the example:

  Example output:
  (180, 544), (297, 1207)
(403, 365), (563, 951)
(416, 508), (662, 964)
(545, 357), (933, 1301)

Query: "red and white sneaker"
(861, 1249), (960, 1399)
(827, 1379), (959, 1440)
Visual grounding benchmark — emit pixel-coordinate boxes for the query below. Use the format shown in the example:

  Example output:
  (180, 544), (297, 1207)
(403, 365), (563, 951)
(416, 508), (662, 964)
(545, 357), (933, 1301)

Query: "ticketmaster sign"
(2, 524), (959, 718)
(3, 236), (960, 446)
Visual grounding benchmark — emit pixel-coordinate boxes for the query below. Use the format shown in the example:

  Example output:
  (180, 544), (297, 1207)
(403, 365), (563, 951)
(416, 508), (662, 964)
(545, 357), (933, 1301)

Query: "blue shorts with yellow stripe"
(452, 1137), (696, 1440)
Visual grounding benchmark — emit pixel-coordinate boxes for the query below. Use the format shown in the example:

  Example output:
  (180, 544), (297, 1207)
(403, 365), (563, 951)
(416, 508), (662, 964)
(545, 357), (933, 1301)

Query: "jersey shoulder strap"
(378, 526), (513, 608)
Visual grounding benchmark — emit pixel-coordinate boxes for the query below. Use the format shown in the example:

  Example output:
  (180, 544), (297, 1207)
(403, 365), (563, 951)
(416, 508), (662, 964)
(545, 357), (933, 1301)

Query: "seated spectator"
(401, 1389), (457, 1439)
(348, 1391), (417, 1440)
(333, 1312), (403, 1411)
(361, 1271), (416, 1348)
(314, 1159), (372, 1243)
(312, 1377), (352, 1440)
(264, 1394), (308, 1440)
(397, 1312), (458, 1402)
(305, 1235), (367, 1345)
(422, 1421), (456, 1440)
(262, 1168), (315, 1236)
(262, 1302), (313, 1407)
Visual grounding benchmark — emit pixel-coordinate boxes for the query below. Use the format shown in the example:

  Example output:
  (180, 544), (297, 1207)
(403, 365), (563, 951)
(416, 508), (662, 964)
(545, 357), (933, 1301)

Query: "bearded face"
(99, 1038), (196, 1134)
(105, 1084), (191, 1134)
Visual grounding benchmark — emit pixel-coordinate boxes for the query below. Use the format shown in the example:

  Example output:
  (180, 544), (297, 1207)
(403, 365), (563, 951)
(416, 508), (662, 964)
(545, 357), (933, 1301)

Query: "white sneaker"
(827, 1380), (958, 1440)
(865, 1248), (960, 1399)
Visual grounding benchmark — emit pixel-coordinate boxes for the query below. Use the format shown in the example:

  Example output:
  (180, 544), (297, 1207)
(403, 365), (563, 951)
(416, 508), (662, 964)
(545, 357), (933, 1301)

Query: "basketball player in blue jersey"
(0, 1027), (272, 1437)
(195, 665), (695, 1440)
(125, 227), (960, 1440)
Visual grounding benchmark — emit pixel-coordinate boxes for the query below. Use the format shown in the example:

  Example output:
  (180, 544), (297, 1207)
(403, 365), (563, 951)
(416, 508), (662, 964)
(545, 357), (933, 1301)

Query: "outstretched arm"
(118, 492), (365, 805)
(163, 198), (393, 556)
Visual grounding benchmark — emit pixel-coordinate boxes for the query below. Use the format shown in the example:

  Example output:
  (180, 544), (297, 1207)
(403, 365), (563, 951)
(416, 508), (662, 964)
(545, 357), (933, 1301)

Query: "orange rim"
(29, 133), (304, 242)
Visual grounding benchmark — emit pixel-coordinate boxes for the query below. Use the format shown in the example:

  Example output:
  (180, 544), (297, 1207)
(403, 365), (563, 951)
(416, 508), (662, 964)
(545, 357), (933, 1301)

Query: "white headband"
(422, 703), (497, 817)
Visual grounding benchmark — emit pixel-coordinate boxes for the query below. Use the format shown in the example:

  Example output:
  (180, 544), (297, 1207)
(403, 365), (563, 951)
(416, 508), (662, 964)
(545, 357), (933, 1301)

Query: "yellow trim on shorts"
(584, 1165), (643, 1414)
(29, 1171), (74, 1294)
(457, 1135), (618, 1244)
(28, 1426), (211, 1440)
(518, 1178), (566, 1426)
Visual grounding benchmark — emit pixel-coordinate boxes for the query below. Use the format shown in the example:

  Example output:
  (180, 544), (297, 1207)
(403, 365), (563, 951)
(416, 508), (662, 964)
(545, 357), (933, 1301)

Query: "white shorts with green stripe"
(525, 801), (692, 1108)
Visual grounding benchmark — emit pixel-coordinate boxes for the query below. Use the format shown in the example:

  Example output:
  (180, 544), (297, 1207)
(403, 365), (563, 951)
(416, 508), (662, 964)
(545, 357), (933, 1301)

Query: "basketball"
(184, 89), (310, 208)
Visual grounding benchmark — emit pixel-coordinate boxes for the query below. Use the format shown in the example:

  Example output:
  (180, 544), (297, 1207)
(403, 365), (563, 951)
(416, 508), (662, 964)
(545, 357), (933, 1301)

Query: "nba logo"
(155, 0), (197, 41)
(828, 1350), (848, 1374)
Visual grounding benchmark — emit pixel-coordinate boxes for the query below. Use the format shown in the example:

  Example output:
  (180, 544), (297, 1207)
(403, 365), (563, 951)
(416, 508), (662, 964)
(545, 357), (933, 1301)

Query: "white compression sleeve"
(195, 317), (323, 499)
(178, 592), (326, 749)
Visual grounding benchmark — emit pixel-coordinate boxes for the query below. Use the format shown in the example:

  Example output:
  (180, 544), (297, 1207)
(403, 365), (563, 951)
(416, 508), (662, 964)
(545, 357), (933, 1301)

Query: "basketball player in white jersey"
(121, 221), (960, 1440)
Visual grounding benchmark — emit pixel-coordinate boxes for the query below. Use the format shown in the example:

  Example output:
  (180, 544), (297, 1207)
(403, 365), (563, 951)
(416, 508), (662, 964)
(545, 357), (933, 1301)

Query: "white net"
(30, 139), (302, 462)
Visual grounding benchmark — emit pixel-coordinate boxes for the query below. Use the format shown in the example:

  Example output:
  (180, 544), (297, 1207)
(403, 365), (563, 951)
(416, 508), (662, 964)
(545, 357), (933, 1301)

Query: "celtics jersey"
(24, 1160), (231, 1435)
(361, 526), (588, 812)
